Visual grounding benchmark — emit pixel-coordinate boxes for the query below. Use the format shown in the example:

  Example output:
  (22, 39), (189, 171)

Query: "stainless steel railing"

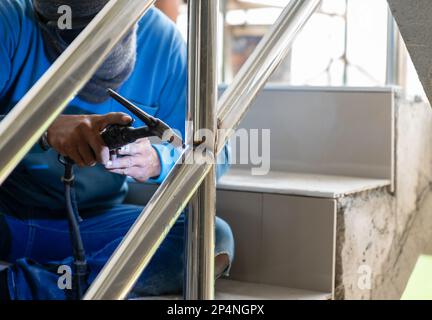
(0, 0), (156, 184)
(84, 147), (215, 299)
(0, 0), (321, 300)
(84, 0), (322, 300)
(185, 0), (219, 300)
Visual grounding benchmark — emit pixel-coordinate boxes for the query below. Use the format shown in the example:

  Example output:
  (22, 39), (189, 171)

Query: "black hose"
(64, 185), (86, 260)
(62, 160), (87, 300)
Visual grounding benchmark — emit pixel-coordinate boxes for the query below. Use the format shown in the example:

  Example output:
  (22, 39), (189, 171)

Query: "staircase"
(136, 0), (432, 301)
(3, 0), (432, 301)
(127, 85), (432, 300)
(216, 86), (393, 300)
(1, 84), (429, 299)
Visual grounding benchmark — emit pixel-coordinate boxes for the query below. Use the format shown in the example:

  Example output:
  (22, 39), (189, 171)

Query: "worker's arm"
(0, 2), (46, 155)
(106, 40), (231, 183)
(142, 40), (231, 183)
(0, 1), (43, 155)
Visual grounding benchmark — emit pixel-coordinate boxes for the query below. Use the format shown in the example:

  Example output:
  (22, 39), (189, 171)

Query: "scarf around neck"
(33, 0), (137, 104)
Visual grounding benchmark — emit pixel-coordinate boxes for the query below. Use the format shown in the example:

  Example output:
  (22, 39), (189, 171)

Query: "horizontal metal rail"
(0, 0), (155, 184)
(85, 0), (321, 299)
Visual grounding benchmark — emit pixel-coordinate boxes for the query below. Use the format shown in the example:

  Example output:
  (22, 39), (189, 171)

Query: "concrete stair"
(137, 279), (330, 300)
(212, 86), (396, 299)
(215, 280), (330, 300)
(2, 86), (425, 300)
(129, 86), (432, 300)
(212, 86), (432, 300)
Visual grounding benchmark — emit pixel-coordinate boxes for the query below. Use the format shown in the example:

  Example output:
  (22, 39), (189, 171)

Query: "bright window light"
(238, 0), (290, 8)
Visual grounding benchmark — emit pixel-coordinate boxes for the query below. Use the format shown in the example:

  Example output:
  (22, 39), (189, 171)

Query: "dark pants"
(0, 201), (234, 300)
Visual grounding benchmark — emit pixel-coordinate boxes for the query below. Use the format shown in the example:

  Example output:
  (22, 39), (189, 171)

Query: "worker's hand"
(47, 113), (132, 167)
(105, 138), (162, 183)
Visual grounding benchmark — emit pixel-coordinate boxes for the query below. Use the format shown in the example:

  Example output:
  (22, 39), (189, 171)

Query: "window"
(176, 0), (426, 100)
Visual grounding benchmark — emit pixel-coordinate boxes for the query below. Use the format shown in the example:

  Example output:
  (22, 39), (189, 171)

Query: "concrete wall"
(388, 0), (432, 105)
(335, 94), (432, 299)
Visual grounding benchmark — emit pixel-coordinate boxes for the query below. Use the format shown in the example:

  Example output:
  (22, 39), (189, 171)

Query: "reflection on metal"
(185, 0), (219, 300)
(216, 0), (321, 154)
(0, 0), (155, 185)
(84, 0), (320, 300)
(0, 0), (320, 300)
(83, 148), (214, 300)
(386, 7), (399, 86)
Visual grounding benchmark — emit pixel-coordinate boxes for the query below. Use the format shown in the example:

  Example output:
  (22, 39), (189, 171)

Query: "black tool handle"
(101, 125), (152, 150)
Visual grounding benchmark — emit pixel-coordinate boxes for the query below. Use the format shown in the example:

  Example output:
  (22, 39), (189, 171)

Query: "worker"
(155, 0), (182, 22)
(0, 0), (234, 300)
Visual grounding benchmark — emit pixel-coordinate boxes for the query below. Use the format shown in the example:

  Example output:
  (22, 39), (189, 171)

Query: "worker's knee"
(215, 217), (235, 275)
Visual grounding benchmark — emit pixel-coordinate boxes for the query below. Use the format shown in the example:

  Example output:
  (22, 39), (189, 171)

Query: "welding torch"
(101, 89), (183, 151)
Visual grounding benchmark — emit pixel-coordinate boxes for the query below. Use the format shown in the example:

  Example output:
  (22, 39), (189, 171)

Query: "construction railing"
(0, 0), (321, 300)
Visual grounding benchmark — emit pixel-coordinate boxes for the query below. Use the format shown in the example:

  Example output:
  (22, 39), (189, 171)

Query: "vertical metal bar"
(386, 8), (404, 86)
(386, 6), (398, 85)
(185, 0), (219, 300)
(342, 0), (349, 85)
(84, 0), (319, 300)
(84, 148), (215, 300)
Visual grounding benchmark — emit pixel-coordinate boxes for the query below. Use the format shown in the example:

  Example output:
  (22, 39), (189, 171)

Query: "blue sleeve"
(147, 37), (186, 184)
(149, 40), (231, 184)
(0, 1), (46, 153)
(0, 0), (16, 101)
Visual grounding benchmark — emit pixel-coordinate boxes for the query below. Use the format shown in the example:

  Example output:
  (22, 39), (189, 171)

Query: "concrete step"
(215, 279), (331, 300)
(226, 86), (395, 187)
(136, 279), (331, 300)
(219, 169), (391, 199)
(217, 190), (336, 295)
(127, 168), (391, 205)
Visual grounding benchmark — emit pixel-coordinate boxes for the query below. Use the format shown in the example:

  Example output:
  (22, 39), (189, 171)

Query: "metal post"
(84, 148), (215, 300)
(386, 7), (398, 85)
(84, 0), (320, 300)
(185, 0), (219, 300)
(386, 6), (405, 87)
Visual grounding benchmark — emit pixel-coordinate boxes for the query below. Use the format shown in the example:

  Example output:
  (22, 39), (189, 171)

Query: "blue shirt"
(0, 0), (229, 211)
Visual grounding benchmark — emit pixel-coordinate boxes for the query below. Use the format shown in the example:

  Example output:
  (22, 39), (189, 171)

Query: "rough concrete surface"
(388, 0), (432, 105)
(335, 96), (432, 300)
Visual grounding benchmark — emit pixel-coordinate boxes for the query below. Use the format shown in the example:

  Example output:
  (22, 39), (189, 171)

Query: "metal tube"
(0, 0), (155, 184)
(83, 0), (320, 300)
(84, 148), (214, 300)
(216, 0), (321, 154)
(185, 0), (219, 300)
(386, 6), (400, 86)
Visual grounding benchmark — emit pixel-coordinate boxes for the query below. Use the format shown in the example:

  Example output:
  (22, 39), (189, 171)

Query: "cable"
(60, 156), (88, 300)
